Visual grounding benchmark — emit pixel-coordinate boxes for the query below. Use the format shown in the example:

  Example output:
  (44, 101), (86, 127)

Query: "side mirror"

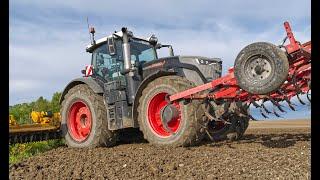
(107, 37), (116, 55)
(168, 46), (174, 56)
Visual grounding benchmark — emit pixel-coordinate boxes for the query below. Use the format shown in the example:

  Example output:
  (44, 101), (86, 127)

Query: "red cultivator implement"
(167, 21), (311, 139)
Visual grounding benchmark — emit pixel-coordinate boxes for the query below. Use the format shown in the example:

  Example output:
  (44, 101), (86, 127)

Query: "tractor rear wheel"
(234, 42), (289, 95)
(137, 76), (205, 147)
(61, 84), (118, 148)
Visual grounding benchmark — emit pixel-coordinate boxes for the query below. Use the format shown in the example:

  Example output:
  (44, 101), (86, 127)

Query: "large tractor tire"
(206, 102), (250, 141)
(137, 76), (205, 147)
(234, 42), (289, 95)
(60, 84), (118, 148)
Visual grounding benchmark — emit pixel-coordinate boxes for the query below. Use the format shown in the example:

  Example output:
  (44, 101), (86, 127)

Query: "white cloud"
(9, 79), (41, 93)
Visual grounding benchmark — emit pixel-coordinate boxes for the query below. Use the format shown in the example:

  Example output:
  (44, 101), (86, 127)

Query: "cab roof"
(86, 30), (152, 53)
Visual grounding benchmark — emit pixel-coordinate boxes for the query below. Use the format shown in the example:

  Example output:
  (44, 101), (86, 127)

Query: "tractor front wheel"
(60, 84), (118, 148)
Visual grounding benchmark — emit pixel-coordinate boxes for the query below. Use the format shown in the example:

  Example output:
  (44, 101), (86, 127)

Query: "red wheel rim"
(147, 92), (181, 137)
(67, 101), (92, 142)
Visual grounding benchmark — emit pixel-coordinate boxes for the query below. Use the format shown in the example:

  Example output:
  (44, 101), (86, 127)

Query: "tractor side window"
(139, 48), (156, 61)
(92, 43), (124, 82)
(130, 39), (157, 63)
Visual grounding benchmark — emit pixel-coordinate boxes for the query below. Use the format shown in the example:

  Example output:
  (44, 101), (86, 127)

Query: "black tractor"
(59, 27), (249, 148)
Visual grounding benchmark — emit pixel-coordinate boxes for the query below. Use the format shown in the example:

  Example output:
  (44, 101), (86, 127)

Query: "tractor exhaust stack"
(121, 27), (132, 71)
(121, 27), (139, 104)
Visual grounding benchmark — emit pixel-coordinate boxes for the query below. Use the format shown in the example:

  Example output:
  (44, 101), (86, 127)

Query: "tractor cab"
(85, 29), (169, 82)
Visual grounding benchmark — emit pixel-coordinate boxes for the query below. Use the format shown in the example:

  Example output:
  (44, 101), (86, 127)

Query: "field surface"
(9, 119), (310, 179)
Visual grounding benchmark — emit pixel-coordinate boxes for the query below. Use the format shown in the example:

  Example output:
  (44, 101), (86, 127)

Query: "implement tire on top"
(234, 42), (289, 95)
(137, 76), (205, 147)
(60, 84), (117, 148)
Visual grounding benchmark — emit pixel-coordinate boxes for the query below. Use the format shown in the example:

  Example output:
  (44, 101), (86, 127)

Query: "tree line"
(9, 92), (62, 124)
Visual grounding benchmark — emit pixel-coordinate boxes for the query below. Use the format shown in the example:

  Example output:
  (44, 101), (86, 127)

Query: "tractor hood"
(178, 55), (222, 84)
(143, 55), (222, 86)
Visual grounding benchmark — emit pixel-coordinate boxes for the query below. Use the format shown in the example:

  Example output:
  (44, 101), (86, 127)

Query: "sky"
(9, 0), (311, 120)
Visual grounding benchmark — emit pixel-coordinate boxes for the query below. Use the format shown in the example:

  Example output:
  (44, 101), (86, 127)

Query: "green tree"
(34, 96), (50, 112)
(50, 92), (62, 112)
(9, 103), (33, 124)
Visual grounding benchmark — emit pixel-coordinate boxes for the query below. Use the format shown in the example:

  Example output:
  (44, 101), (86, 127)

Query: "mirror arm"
(156, 44), (175, 56)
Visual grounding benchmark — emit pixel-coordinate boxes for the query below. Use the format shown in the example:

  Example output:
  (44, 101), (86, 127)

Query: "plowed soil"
(10, 120), (310, 179)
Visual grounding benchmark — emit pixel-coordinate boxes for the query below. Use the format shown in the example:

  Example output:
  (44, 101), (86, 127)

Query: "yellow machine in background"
(9, 115), (17, 126)
(9, 111), (61, 126)
(30, 111), (61, 126)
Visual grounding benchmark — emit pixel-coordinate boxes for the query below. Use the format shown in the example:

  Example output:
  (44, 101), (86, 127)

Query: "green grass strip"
(9, 139), (65, 164)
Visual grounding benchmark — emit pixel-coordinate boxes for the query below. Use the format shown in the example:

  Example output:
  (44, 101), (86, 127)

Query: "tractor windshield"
(92, 41), (124, 82)
(91, 38), (156, 81)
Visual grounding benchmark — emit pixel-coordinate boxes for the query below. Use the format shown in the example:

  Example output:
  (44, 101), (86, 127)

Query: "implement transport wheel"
(234, 42), (289, 95)
(206, 102), (249, 141)
(137, 76), (205, 147)
(61, 84), (117, 148)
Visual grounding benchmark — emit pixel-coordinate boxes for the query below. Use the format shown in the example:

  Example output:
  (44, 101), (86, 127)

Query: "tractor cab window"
(92, 38), (156, 81)
(130, 39), (157, 64)
(92, 41), (123, 82)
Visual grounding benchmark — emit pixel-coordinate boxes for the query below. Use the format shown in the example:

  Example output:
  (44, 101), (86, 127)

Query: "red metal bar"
(213, 86), (239, 99)
(284, 21), (301, 54)
(169, 82), (213, 102)
(169, 71), (234, 102)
